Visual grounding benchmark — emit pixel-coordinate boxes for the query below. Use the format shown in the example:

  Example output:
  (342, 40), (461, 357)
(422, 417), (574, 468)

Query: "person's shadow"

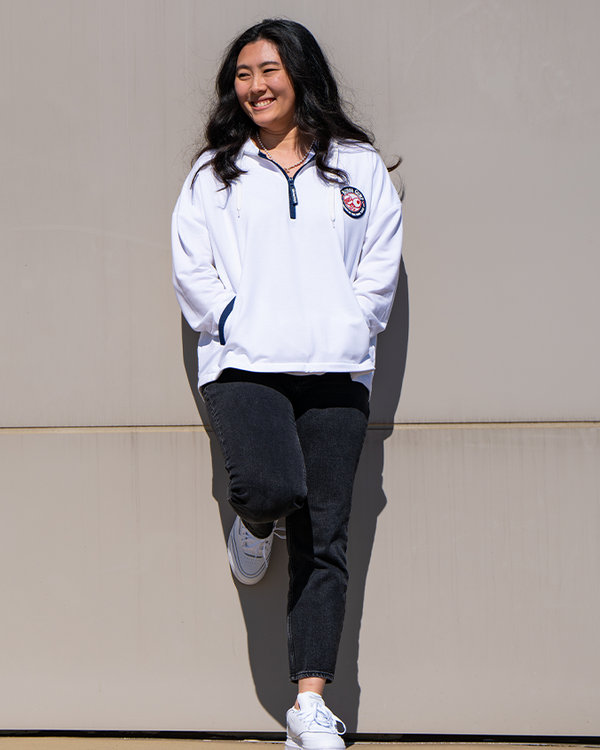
(181, 259), (409, 732)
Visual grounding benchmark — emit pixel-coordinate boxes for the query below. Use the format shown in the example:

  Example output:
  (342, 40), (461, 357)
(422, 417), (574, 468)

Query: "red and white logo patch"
(340, 186), (366, 218)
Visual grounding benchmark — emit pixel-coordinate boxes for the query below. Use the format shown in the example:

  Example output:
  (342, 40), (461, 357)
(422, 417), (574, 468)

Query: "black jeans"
(202, 369), (369, 683)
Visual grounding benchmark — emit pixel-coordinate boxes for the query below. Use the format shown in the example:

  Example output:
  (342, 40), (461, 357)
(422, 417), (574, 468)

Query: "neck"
(256, 127), (306, 155)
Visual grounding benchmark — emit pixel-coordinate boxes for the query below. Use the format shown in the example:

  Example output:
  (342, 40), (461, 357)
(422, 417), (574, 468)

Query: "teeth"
(252, 99), (274, 108)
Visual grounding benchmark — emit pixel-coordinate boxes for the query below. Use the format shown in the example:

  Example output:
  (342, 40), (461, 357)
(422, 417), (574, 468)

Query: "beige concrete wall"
(0, 0), (599, 735)
(1, 425), (599, 733)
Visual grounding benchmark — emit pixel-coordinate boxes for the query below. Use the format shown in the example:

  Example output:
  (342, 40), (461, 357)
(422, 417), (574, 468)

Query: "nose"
(249, 74), (266, 95)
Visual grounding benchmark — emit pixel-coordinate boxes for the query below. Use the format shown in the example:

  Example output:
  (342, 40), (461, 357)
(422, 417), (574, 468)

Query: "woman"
(172, 18), (403, 748)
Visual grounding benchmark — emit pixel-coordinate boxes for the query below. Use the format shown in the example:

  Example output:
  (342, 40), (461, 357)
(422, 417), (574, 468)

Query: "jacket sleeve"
(352, 153), (403, 337)
(171, 170), (235, 336)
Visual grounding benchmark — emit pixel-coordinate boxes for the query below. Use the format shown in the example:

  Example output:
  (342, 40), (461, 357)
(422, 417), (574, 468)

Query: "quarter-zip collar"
(242, 139), (315, 220)
(257, 151), (315, 219)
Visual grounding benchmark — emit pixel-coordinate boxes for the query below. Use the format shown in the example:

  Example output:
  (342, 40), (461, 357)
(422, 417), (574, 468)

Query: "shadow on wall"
(181, 259), (409, 731)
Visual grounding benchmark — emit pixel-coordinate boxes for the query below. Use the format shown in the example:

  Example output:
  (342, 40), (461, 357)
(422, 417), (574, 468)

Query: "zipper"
(258, 152), (315, 219)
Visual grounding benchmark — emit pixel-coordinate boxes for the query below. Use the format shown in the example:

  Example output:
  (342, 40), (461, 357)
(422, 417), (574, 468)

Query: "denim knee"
(228, 471), (307, 524)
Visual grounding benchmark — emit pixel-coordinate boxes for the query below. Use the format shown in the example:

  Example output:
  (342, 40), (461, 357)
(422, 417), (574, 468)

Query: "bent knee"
(229, 475), (306, 523)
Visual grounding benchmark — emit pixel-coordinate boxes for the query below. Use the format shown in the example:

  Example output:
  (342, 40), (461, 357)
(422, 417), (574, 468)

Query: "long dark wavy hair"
(191, 19), (401, 190)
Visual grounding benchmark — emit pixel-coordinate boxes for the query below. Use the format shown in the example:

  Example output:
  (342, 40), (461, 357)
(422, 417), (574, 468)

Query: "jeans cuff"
(289, 670), (334, 684)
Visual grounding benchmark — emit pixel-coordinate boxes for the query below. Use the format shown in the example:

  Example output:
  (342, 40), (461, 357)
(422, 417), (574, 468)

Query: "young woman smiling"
(172, 19), (403, 748)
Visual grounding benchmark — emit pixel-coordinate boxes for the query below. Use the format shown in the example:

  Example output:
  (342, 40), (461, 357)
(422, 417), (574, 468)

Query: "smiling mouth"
(251, 99), (275, 109)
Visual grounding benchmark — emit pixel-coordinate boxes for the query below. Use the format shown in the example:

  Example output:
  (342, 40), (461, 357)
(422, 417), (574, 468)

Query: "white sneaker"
(227, 516), (275, 585)
(285, 692), (346, 750)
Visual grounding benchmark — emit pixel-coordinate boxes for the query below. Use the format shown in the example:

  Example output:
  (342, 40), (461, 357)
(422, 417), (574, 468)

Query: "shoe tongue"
(297, 691), (324, 711)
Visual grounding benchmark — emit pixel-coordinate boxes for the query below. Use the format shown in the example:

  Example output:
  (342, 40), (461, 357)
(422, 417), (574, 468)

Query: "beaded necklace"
(255, 133), (314, 173)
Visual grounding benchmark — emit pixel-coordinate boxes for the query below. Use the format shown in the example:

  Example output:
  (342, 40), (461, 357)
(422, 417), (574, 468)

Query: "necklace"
(256, 133), (314, 174)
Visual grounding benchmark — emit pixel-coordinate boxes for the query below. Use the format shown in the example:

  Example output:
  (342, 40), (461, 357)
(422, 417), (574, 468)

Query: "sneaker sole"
(285, 736), (345, 750)
(227, 531), (268, 585)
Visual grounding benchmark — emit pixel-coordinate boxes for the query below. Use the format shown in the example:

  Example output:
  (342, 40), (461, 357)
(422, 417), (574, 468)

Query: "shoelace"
(298, 701), (346, 735)
(240, 528), (270, 560)
(241, 523), (286, 560)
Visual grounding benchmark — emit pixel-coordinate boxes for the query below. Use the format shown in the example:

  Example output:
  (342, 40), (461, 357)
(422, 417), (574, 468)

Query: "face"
(234, 39), (296, 136)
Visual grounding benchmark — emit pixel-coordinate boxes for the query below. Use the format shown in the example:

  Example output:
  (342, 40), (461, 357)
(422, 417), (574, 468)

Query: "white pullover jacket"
(172, 139), (403, 392)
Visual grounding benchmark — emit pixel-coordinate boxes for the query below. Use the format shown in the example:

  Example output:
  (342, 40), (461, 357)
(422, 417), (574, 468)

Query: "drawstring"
(329, 183), (336, 227)
(329, 142), (339, 228)
(235, 181), (242, 218)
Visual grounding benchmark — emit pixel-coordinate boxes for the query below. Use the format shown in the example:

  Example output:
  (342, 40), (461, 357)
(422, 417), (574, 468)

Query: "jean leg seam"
(203, 387), (234, 476)
(287, 518), (297, 679)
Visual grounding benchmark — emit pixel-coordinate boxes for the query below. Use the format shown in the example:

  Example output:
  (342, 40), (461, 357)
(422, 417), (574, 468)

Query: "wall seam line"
(0, 421), (598, 435)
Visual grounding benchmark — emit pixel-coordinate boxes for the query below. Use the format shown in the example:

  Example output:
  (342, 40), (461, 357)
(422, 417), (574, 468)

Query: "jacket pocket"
(218, 296), (236, 345)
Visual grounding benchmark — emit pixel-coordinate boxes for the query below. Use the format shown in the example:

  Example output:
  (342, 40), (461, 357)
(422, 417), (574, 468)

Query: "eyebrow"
(236, 60), (281, 72)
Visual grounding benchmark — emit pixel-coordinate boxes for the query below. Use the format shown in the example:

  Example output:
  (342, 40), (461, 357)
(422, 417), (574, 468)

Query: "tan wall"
(1, 0), (599, 734)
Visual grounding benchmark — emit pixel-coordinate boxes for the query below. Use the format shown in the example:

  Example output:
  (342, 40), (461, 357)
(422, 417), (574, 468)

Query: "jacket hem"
(198, 361), (375, 389)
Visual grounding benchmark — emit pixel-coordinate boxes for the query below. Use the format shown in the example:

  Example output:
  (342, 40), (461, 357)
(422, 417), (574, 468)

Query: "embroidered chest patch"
(340, 186), (366, 218)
